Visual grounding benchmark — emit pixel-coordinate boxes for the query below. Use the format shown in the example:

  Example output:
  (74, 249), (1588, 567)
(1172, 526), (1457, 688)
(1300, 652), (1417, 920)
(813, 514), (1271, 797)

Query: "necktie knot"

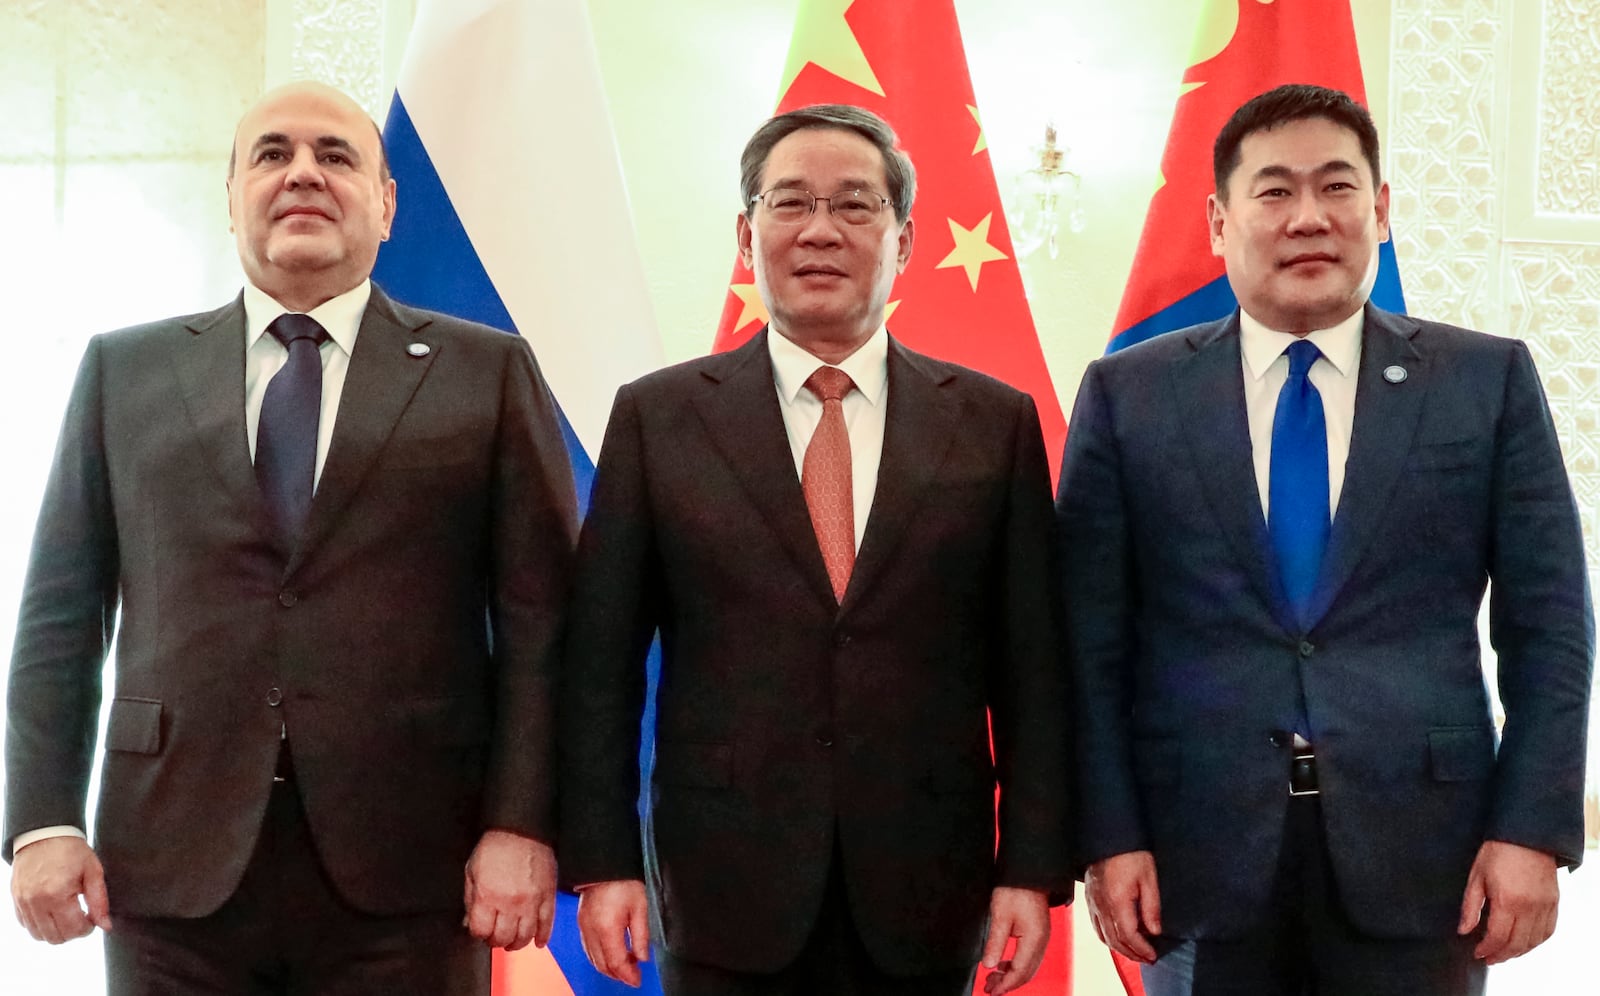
(268, 313), (329, 348)
(1285, 338), (1320, 378)
(804, 366), (855, 404)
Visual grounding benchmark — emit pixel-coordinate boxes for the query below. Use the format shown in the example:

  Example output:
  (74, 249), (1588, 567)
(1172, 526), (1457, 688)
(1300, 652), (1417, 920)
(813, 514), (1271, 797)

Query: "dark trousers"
(658, 841), (977, 996)
(104, 767), (488, 996)
(1140, 796), (1486, 996)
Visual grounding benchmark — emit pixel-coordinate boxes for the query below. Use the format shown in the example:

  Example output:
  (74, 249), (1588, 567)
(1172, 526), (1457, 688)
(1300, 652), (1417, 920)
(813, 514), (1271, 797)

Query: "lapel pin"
(1383, 365), (1407, 384)
(406, 342), (431, 358)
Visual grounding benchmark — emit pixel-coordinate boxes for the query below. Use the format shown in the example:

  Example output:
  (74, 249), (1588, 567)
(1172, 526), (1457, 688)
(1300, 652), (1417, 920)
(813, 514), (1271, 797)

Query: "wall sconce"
(1007, 124), (1084, 259)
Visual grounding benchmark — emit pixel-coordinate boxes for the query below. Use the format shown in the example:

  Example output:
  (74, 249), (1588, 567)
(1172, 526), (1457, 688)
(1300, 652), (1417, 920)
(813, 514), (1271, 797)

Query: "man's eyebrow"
(246, 134), (361, 161)
(1251, 160), (1362, 183)
(763, 176), (880, 191)
(313, 136), (360, 160)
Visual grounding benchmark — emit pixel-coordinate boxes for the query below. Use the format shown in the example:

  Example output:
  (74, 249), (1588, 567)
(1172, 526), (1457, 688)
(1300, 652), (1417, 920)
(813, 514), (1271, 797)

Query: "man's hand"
(463, 829), (557, 951)
(576, 879), (651, 988)
(11, 836), (112, 944)
(1458, 839), (1559, 964)
(980, 886), (1050, 995)
(1085, 850), (1161, 964)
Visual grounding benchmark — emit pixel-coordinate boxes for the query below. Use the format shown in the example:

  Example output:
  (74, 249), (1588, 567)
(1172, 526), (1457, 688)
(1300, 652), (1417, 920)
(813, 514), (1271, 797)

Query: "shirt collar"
(242, 279), (371, 356)
(1239, 306), (1363, 382)
(768, 325), (890, 406)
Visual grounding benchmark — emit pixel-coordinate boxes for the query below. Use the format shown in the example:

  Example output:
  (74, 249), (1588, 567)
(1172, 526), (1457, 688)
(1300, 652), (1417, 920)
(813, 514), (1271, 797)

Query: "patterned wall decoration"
(1538, 0), (1600, 216)
(1387, 0), (1504, 334)
(286, 0), (387, 119)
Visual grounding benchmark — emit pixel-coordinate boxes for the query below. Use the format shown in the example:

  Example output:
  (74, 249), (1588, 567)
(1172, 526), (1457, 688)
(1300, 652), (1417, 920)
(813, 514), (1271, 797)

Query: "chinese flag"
(712, 3), (1071, 993)
(712, 0), (1067, 478)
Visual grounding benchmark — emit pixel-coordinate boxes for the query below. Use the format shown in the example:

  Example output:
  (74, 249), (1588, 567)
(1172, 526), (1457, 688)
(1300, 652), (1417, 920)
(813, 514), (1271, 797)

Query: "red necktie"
(802, 366), (856, 603)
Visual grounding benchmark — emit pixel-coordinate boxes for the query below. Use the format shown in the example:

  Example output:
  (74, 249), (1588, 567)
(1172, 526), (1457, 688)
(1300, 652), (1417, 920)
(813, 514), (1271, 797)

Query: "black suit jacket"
(1057, 304), (1593, 939)
(559, 330), (1071, 975)
(4, 286), (578, 918)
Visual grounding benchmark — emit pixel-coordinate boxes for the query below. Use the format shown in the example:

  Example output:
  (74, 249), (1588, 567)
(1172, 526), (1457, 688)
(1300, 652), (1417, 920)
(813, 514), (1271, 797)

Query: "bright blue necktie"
(256, 313), (328, 548)
(1269, 339), (1329, 629)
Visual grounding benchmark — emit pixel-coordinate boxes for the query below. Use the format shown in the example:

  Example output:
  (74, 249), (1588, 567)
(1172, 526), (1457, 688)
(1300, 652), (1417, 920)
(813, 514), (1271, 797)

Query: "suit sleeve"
(557, 383), (659, 887)
(1483, 341), (1594, 868)
(479, 335), (579, 845)
(988, 392), (1074, 900)
(4, 337), (120, 862)
(1054, 361), (1149, 872)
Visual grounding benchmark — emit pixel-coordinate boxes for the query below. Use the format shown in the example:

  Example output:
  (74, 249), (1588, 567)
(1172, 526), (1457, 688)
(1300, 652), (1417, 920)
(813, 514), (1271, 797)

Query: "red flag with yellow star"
(712, 0), (1067, 478)
(712, 4), (1072, 993)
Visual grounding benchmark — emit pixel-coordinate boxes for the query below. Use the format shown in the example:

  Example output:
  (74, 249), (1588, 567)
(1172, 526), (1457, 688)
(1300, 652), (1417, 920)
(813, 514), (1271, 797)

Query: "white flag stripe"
(396, 0), (660, 456)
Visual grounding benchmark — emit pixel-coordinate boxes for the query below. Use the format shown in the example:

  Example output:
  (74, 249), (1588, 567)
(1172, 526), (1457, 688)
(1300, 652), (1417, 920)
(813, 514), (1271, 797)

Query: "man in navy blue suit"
(1057, 84), (1592, 995)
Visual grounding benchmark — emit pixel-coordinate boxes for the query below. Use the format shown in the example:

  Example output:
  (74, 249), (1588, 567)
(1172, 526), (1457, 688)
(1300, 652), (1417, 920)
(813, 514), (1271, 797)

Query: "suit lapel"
(690, 330), (837, 607)
(289, 288), (437, 574)
(1303, 306), (1426, 626)
(841, 339), (958, 612)
(172, 297), (271, 532)
(1170, 316), (1288, 624)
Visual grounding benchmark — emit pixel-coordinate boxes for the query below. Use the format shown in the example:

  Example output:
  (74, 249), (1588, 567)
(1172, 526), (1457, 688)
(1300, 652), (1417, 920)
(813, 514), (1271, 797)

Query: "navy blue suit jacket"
(1056, 304), (1592, 939)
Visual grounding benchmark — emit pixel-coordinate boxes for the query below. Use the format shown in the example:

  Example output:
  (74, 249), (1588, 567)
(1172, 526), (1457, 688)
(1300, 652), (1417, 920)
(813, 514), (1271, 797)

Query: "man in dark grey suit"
(1057, 84), (1592, 995)
(560, 104), (1071, 995)
(4, 81), (577, 994)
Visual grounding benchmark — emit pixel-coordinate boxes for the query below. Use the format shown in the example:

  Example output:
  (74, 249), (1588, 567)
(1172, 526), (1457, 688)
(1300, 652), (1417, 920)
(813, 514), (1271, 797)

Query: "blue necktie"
(1269, 339), (1329, 629)
(256, 313), (328, 547)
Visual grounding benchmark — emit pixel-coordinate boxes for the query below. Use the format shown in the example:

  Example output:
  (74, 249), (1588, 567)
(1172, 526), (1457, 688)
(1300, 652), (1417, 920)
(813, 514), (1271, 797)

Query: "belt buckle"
(1289, 749), (1319, 797)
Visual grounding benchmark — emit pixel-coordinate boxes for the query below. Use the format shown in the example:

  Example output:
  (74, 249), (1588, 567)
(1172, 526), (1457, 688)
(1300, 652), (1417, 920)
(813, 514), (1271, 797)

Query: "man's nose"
(1286, 189), (1329, 234)
(795, 201), (845, 245)
(283, 146), (326, 188)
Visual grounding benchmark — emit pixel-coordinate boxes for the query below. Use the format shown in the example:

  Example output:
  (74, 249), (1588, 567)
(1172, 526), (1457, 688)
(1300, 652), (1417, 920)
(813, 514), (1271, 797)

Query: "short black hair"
(1213, 84), (1380, 202)
(740, 104), (916, 224)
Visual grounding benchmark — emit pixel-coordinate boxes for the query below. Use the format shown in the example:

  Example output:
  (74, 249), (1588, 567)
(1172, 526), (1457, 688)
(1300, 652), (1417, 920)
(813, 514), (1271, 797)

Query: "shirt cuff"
(12, 825), (87, 853)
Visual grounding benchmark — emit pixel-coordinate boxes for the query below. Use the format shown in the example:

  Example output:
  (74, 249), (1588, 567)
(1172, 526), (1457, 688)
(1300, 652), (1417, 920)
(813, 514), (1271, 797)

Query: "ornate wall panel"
(1537, 0), (1600, 216)
(1388, 0), (1504, 333)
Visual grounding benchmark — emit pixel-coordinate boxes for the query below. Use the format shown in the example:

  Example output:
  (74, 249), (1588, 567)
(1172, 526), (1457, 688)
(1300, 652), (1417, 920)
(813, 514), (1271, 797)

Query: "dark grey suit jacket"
(1057, 304), (1593, 939)
(559, 330), (1072, 975)
(4, 286), (578, 918)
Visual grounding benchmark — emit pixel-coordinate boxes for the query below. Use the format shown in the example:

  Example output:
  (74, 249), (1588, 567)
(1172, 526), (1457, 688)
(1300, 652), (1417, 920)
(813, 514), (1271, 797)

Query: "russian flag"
(373, 0), (663, 993)
(1109, 0), (1406, 355)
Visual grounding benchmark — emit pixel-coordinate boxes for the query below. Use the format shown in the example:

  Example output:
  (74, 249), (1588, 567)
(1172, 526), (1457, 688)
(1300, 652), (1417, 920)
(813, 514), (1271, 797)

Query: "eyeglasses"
(750, 187), (892, 226)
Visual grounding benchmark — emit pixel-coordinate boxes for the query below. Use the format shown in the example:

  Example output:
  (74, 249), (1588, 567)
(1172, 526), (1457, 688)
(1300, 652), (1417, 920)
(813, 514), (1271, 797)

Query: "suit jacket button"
(278, 590), (298, 607)
(1298, 640), (1315, 658)
(267, 687), (283, 707)
(834, 631), (851, 648)
(1268, 730), (1288, 748)
(815, 729), (834, 747)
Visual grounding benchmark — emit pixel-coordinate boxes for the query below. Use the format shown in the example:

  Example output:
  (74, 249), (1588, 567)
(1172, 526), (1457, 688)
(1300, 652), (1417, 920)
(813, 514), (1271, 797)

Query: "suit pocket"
(105, 697), (163, 755)
(654, 741), (732, 789)
(1428, 726), (1496, 782)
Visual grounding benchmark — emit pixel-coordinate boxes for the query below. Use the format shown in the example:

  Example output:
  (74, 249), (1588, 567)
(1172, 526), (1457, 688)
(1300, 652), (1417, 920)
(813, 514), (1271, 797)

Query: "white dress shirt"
(12, 281), (372, 855)
(1240, 307), (1364, 522)
(768, 327), (889, 552)
(243, 279), (370, 485)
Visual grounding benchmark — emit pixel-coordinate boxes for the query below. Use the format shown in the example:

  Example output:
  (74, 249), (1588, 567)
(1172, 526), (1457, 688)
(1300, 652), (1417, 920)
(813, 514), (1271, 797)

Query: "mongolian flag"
(713, 2), (1072, 992)
(1109, 0), (1406, 355)
(713, 0), (1068, 478)
(374, 0), (663, 993)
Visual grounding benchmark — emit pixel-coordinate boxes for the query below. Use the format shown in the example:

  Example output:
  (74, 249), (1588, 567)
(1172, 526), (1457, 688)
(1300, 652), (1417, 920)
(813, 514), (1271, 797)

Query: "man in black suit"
(4, 81), (577, 994)
(559, 104), (1071, 995)
(1057, 84), (1593, 995)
